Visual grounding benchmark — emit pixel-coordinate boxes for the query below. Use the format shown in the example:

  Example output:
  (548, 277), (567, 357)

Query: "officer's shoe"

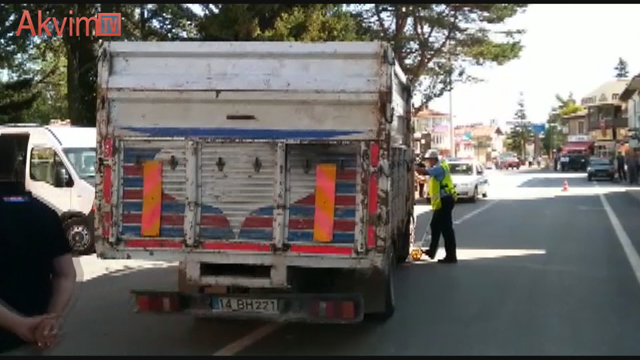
(423, 249), (436, 260)
(437, 257), (458, 264)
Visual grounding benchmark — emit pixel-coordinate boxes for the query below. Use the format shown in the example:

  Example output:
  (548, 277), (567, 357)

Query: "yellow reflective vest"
(428, 160), (458, 210)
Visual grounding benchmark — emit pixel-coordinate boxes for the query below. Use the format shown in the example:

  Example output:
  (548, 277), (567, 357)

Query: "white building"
(620, 73), (640, 149)
(413, 107), (450, 133)
(620, 73), (640, 130)
(454, 124), (505, 162)
(431, 124), (452, 155)
(413, 107), (452, 156)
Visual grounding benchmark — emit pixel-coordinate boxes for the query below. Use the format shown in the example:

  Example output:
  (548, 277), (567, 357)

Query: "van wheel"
(64, 217), (95, 256)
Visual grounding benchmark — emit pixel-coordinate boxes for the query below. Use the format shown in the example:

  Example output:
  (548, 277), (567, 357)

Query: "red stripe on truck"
(289, 244), (353, 255)
(201, 242), (271, 252)
(367, 142), (379, 249)
(125, 240), (183, 249)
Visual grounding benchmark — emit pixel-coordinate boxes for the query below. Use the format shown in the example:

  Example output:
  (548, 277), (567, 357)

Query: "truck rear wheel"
(365, 244), (396, 322)
(395, 217), (413, 264)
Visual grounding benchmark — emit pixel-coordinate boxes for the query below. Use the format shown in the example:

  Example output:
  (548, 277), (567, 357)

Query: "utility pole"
(447, 40), (455, 158)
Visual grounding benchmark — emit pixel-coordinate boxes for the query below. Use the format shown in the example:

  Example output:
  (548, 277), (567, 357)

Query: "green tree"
(20, 39), (68, 123)
(352, 4), (527, 105)
(614, 57), (629, 79)
(506, 93), (532, 158)
(0, 4), (200, 126)
(0, 77), (40, 123)
(196, 5), (366, 41)
(542, 93), (585, 155)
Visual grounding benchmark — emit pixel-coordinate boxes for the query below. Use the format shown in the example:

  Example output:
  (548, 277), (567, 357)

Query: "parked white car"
(448, 160), (489, 202)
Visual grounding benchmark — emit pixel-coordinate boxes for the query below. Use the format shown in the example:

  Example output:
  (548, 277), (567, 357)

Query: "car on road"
(561, 152), (588, 172)
(449, 160), (489, 202)
(498, 152), (520, 170)
(587, 157), (615, 181)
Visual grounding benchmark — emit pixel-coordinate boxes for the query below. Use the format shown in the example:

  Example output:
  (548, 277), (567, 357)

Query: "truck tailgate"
(108, 141), (367, 260)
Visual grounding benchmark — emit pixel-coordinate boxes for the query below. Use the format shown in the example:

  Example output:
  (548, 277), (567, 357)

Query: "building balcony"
(587, 117), (628, 132)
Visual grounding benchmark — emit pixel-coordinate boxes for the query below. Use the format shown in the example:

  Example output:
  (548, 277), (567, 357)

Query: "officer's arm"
(0, 301), (25, 335)
(428, 165), (446, 182)
(45, 209), (76, 316)
(48, 254), (76, 316)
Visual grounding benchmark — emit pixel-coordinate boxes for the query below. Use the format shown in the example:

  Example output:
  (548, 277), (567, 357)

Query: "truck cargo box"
(95, 42), (414, 298)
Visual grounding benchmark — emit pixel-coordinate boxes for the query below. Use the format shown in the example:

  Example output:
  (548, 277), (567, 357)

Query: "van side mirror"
(54, 166), (73, 188)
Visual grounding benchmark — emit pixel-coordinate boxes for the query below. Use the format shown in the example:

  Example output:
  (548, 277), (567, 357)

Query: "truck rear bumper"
(97, 246), (379, 269)
(132, 290), (364, 324)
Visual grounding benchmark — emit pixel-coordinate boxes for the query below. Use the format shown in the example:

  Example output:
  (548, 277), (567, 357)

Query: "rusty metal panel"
(199, 143), (277, 242)
(388, 147), (411, 242)
(104, 41), (391, 141)
(118, 140), (187, 243)
(285, 144), (359, 246)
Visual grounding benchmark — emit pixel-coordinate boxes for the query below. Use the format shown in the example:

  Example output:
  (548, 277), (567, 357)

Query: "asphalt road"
(45, 168), (640, 356)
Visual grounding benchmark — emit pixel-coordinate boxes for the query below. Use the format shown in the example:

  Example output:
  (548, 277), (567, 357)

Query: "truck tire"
(395, 217), (413, 264)
(63, 216), (95, 256)
(365, 244), (396, 322)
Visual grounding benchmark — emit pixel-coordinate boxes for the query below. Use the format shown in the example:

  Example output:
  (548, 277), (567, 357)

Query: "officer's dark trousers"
(428, 195), (457, 259)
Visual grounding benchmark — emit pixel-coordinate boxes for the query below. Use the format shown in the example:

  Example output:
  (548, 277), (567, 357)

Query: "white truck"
(94, 41), (415, 323)
(0, 122), (97, 254)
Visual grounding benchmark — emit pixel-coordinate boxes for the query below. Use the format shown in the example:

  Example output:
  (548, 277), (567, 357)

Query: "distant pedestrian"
(616, 152), (627, 182)
(0, 181), (76, 355)
(415, 150), (458, 263)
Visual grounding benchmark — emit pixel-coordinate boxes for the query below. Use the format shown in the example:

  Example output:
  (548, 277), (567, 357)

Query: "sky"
(429, 4), (640, 129)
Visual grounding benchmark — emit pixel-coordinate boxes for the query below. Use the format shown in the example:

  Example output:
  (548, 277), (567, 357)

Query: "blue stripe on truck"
(121, 127), (363, 140)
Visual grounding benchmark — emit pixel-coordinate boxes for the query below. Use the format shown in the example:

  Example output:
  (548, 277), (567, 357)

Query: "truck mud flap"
(131, 290), (364, 324)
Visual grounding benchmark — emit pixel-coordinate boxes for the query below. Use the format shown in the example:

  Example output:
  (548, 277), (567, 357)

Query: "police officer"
(415, 150), (458, 263)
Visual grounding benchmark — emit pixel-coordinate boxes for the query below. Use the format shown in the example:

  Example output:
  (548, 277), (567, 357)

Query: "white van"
(0, 123), (96, 254)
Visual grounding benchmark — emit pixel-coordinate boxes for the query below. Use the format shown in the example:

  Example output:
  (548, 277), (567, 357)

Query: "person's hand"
(9, 314), (54, 344)
(33, 314), (62, 349)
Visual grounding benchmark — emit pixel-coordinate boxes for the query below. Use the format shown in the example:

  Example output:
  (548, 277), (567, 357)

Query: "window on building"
(578, 121), (584, 134)
(612, 94), (619, 101)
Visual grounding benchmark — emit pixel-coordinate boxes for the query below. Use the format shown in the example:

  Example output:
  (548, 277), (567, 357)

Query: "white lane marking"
(597, 185), (640, 287)
(419, 200), (500, 244)
(212, 322), (283, 356)
(453, 201), (499, 225)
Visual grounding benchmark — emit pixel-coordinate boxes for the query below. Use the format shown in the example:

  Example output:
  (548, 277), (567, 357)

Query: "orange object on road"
(562, 180), (568, 192)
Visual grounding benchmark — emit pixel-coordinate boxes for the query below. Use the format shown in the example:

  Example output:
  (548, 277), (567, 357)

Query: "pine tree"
(506, 92), (532, 159)
(0, 77), (40, 124)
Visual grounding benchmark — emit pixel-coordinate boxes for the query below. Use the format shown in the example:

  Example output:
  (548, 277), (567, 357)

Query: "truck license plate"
(213, 297), (279, 314)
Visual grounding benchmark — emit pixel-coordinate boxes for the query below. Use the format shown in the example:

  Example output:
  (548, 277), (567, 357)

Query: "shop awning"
(562, 141), (593, 152)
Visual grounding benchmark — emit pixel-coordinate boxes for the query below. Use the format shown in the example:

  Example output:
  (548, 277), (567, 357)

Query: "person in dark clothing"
(616, 152), (626, 182)
(0, 182), (76, 355)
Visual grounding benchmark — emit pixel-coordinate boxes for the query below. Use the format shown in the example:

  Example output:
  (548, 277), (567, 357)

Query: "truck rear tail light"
(133, 293), (181, 313)
(310, 300), (356, 320)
